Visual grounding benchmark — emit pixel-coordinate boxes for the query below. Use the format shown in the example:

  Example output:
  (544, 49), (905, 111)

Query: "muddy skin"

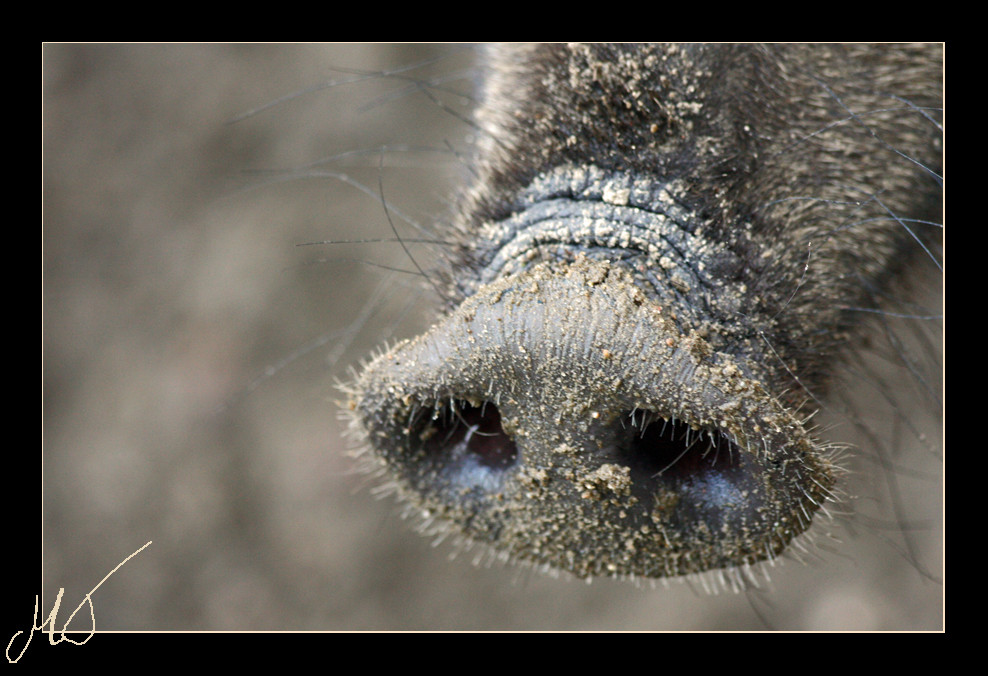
(345, 44), (943, 586)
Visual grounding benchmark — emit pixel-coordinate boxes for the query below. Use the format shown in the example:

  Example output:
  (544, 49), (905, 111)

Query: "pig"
(343, 43), (943, 592)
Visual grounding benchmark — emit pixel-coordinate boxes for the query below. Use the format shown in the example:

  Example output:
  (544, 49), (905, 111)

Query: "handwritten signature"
(6, 540), (151, 663)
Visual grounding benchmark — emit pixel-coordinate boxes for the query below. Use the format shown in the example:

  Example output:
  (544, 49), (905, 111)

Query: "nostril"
(615, 409), (782, 533)
(394, 399), (520, 499)
(421, 401), (518, 470)
(620, 411), (737, 480)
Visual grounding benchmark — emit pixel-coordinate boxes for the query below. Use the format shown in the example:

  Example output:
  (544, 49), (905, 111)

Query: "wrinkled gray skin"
(43, 44), (941, 631)
(349, 44), (942, 585)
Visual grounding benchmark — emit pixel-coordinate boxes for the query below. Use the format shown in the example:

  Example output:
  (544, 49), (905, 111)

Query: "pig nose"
(348, 256), (838, 579)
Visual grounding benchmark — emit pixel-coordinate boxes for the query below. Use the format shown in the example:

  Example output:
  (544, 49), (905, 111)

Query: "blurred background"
(41, 43), (942, 631)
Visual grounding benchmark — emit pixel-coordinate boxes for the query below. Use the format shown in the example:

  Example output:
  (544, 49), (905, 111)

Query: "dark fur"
(453, 43), (942, 402)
